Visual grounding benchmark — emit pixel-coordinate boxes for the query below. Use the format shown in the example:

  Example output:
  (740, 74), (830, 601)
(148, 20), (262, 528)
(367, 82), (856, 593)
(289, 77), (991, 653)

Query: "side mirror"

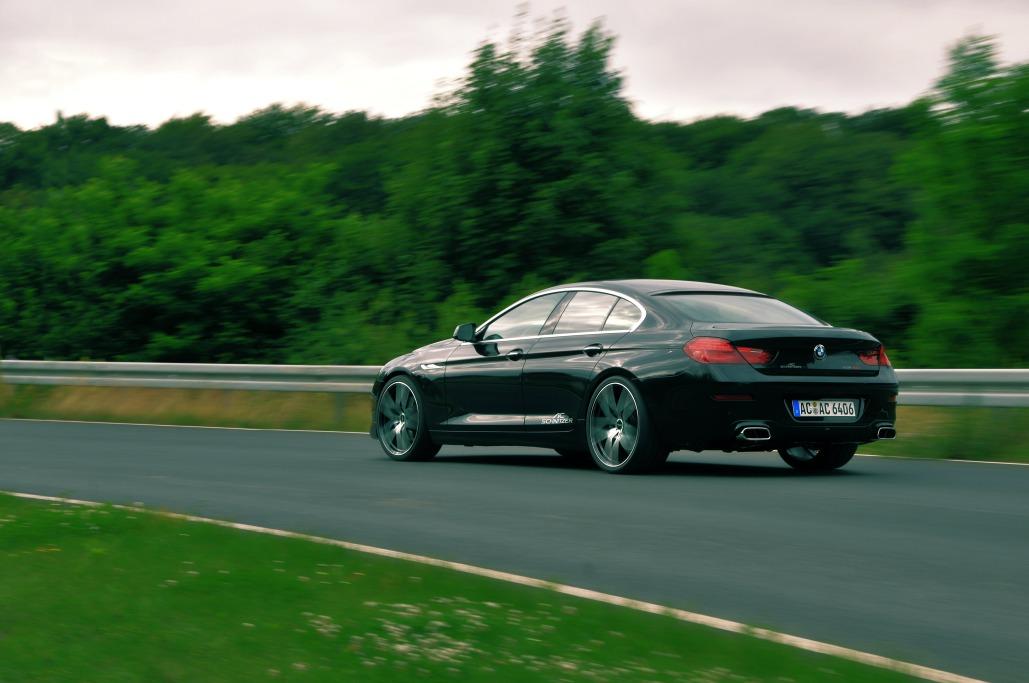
(453, 322), (478, 343)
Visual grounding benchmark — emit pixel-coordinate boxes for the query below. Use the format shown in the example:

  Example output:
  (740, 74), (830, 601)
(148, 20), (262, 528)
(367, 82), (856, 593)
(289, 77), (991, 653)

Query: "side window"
(603, 298), (642, 331)
(480, 293), (565, 340)
(553, 291), (618, 334)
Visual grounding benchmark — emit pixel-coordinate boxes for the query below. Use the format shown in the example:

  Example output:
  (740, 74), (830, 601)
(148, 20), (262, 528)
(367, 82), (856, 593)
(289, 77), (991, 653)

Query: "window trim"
(470, 287), (647, 344)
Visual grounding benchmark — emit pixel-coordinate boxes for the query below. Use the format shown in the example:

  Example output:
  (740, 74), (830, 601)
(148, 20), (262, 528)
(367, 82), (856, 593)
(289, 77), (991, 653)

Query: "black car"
(371, 279), (898, 473)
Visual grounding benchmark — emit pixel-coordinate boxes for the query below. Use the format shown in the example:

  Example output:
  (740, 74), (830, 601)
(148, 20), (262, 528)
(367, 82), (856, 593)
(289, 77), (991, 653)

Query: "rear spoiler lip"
(650, 290), (770, 297)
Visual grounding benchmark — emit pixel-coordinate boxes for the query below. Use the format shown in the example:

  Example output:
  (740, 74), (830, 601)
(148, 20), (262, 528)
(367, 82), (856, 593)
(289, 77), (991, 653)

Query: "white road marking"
(2, 489), (986, 683)
(856, 452), (1029, 467)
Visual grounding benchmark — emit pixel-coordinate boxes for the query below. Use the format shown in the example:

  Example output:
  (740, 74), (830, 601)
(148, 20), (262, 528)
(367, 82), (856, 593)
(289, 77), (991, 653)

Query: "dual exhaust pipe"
(737, 425), (771, 442)
(735, 424), (897, 441)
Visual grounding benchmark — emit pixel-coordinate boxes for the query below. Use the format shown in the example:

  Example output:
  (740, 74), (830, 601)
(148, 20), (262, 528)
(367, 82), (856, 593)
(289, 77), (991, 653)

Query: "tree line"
(0, 21), (1025, 367)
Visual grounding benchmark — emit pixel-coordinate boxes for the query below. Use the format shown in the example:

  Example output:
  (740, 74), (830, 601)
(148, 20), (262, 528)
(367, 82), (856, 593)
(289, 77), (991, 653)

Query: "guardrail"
(0, 361), (378, 393)
(893, 369), (1029, 407)
(1, 361), (1026, 407)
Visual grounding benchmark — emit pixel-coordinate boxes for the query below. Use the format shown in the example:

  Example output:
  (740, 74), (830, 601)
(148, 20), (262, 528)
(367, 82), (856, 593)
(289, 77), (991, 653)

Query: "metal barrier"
(0, 361), (378, 393)
(1, 361), (1027, 407)
(893, 369), (1029, 407)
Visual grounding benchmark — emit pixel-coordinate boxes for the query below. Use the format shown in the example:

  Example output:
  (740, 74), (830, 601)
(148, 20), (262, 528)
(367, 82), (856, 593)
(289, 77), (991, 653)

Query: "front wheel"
(375, 377), (440, 461)
(586, 377), (665, 474)
(778, 444), (856, 472)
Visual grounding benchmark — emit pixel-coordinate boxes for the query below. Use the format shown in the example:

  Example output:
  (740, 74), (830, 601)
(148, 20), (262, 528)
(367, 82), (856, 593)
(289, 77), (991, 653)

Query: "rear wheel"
(586, 377), (664, 474)
(375, 377), (440, 461)
(778, 444), (856, 472)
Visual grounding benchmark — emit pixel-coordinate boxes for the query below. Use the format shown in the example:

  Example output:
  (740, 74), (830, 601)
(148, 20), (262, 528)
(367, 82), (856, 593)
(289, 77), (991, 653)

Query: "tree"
(896, 35), (1029, 366)
(388, 17), (687, 302)
(0, 24), (1022, 367)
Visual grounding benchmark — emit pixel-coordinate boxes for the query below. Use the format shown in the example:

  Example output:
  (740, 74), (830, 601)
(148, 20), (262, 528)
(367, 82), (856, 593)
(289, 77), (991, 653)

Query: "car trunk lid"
(690, 323), (883, 376)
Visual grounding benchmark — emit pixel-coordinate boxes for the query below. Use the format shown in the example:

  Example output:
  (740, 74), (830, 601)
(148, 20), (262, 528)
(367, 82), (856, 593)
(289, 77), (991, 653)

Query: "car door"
(441, 292), (566, 432)
(521, 291), (643, 432)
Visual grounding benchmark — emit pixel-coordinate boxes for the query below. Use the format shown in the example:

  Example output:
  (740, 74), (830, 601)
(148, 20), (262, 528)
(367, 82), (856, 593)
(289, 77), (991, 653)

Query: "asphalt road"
(2, 420), (1027, 682)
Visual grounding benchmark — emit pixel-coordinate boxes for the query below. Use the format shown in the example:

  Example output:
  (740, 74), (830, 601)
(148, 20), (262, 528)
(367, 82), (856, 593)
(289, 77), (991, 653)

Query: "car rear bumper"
(727, 417), (896, 449)
(642, 370), (899, 451)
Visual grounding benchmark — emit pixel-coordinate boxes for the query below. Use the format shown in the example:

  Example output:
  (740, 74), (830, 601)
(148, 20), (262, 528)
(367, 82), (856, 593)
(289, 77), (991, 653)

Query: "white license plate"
(792, 399), (857, 418)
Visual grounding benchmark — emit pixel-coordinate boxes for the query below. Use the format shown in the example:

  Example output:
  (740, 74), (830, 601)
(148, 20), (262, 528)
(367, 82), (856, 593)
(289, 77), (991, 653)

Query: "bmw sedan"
(371, 279), (898, 473)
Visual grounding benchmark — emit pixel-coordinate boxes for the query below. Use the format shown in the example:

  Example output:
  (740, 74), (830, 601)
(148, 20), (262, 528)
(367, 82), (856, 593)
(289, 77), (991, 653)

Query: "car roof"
(547, 279), (765, 298)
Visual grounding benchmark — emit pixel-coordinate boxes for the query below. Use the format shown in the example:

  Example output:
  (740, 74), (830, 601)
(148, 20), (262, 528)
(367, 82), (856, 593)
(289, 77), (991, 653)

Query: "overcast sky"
(2, 0), (1027, 129)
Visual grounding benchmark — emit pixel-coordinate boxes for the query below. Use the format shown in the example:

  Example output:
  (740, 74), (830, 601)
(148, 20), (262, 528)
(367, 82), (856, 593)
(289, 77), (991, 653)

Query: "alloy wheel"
(589, 381), (640, 467)
(378, 381), (420, 456)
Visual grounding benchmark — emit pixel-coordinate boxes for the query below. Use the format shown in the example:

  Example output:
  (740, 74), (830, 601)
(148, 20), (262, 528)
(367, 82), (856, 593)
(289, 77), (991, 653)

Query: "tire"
(585, 376), (665, 474)
(374, 377), (440, 462)
(778, 444), (856, 472)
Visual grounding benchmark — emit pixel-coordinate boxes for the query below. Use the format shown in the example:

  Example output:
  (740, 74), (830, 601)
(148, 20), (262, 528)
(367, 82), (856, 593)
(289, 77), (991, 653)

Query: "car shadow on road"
(432, 453), (860, 478)
(660, 460), (858, 478)
(434, 453), (591, 469)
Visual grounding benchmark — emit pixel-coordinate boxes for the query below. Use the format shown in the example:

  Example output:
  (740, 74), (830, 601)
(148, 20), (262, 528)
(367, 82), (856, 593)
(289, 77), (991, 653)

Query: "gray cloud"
(1, 0), (1026, 128)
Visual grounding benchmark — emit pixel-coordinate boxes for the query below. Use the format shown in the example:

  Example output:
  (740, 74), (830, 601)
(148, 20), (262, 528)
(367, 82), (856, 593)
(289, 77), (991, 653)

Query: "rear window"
(659, 294), (824, 325)
(603, 298), (642, 331)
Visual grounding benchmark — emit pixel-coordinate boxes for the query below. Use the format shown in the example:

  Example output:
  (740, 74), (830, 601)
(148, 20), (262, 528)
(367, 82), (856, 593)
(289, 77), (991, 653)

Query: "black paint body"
(371, 280), (898, 454)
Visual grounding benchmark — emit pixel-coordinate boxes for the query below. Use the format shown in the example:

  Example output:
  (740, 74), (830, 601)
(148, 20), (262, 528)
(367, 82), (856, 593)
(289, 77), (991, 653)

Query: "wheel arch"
(381, 367), (416, 384)
(583, 365), (678, 453)
(372, 369), (419, 430)
(580, 366), (642, 421)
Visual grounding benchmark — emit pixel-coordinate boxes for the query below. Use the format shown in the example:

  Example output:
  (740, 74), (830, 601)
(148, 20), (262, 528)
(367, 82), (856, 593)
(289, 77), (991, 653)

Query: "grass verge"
(0, 383), (373, 433)
(1, 383), (1025, 464)
(0, 493), (919, 683)
(859, 405), (1028, 463)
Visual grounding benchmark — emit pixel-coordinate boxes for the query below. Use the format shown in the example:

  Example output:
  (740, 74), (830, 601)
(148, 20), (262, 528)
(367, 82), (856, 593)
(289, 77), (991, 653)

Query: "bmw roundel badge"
(813, 344), (827, 361)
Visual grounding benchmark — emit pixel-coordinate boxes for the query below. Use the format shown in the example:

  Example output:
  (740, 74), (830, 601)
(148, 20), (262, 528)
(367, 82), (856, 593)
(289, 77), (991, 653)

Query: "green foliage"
(894, 36), (1029, 366)
(0, 25), (1024, 367)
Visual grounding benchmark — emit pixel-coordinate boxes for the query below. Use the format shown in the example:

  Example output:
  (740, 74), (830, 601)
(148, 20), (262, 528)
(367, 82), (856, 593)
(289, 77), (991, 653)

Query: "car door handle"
(506, 348), (524, 361)
(582, 343), (604, 357)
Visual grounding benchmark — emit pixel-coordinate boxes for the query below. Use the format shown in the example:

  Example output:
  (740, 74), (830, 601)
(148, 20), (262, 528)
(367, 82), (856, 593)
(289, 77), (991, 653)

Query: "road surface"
(2, 419), (1026, 682)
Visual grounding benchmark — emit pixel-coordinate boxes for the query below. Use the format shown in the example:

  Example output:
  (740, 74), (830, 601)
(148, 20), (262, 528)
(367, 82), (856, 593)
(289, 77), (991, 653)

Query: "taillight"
(684, 337), (739, 363)
(684, 337), (772, 366)
(859, 345), (891, 367)
(737, 345), (774, 366)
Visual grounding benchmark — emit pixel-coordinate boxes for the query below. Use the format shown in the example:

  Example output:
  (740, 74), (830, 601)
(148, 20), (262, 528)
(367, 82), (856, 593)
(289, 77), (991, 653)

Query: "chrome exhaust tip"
(737, 426), (772, 442)
(877, 426), (896, 440)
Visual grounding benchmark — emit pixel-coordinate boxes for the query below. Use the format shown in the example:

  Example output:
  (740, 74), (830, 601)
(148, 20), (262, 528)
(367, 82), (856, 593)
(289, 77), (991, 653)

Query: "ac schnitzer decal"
(525, 413), (574, 426)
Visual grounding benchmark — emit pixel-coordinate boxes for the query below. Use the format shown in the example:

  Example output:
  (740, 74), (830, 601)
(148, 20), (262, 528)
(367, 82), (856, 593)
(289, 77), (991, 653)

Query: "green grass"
(0, 494), (918, 683)
(2, 383), (1024, 464)
(0, 383), (373, 433)
(860, 405), (1029, 463)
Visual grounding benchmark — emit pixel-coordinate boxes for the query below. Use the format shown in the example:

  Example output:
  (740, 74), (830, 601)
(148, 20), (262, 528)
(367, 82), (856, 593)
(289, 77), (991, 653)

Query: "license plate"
(792, 399), (857, 418)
